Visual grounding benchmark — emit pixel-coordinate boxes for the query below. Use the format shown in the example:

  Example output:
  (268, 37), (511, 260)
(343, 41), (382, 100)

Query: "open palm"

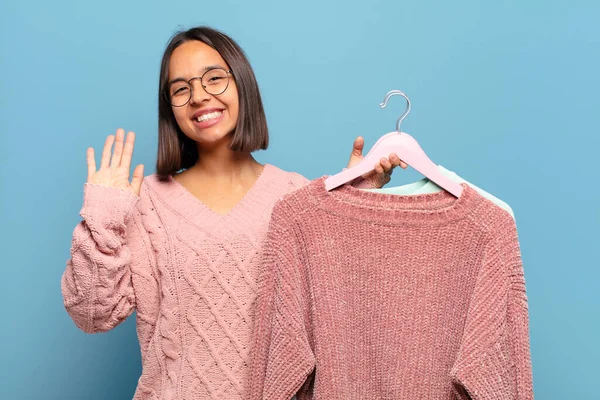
(87, 128), (144, 195)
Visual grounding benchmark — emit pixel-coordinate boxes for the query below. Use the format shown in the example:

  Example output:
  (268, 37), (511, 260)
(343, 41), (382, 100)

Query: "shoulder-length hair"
(156, 26), (268, 181)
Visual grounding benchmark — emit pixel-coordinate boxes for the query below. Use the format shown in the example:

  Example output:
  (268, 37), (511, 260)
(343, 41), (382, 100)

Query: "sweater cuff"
(80, 183), (140, 231)
(450, 343), (518, 400)
(261, 334), (315, 400)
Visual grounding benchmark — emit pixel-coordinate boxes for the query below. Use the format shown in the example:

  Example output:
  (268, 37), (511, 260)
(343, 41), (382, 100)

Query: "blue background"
(2, 0), (599, 399)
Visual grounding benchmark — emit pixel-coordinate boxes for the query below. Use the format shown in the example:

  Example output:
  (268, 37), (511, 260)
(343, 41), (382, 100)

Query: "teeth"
(196, 111), (222, 122)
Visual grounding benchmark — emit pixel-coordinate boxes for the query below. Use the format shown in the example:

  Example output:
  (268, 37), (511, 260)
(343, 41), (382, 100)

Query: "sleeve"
(61, 183), (153, 334)
(248, 200), (316, 400)
(450, 217), (534, 399)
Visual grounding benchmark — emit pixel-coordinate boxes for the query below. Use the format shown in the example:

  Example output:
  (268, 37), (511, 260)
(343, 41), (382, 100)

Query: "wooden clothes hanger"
(324, 90), (463, 198)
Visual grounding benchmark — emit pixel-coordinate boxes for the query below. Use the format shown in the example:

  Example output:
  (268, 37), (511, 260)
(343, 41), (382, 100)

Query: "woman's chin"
(192, 129), (234, 149)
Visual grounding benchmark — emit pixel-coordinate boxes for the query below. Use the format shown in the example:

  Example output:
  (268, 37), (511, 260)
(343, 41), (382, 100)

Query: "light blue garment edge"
(364, 165), (516, 222)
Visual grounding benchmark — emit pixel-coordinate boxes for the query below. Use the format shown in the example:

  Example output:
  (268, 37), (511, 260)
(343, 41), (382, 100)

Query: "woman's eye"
(172, 86), (189, 96)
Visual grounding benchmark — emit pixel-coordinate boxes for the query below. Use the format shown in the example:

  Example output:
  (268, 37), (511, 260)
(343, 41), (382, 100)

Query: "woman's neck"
(187, 138), (262, 182)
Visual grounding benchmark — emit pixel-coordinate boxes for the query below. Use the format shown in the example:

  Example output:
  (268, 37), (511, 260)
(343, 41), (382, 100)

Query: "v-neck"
(157, 164), (276, 238)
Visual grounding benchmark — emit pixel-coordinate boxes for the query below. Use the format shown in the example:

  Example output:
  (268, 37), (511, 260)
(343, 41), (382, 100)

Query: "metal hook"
(380, 90), (411, 132)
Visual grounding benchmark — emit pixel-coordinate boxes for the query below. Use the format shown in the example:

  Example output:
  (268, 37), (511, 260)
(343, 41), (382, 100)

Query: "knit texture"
(249, 178), (534, 400)
(61, 164), (310, 399)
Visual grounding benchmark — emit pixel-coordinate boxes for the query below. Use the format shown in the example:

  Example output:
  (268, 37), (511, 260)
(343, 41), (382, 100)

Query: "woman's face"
(168, 40), (239, 149)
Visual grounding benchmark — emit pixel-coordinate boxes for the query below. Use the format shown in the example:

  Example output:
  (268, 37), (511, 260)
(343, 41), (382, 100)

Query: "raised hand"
(86, 128), (144, 196)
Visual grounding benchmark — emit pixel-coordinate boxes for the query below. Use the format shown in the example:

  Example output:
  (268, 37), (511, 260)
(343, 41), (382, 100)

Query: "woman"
(61, 26), (404, 399)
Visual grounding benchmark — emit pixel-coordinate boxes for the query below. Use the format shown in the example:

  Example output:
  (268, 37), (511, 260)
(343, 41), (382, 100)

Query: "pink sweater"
(61, 164), (311, 399)
(249, 178), (534, 399)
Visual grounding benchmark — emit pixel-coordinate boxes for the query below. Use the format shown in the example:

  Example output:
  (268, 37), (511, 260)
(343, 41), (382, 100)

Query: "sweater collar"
(310, 177), (481, 226)
(143, 164), (279, 238)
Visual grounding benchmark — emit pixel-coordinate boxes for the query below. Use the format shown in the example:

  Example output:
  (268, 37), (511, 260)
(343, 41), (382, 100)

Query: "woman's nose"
(189, 79), (210, 105)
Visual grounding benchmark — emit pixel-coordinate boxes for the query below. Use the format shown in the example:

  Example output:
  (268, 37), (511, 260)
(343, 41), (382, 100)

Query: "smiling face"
(168, 40), (239, 149)
(156, 27), (271, 178)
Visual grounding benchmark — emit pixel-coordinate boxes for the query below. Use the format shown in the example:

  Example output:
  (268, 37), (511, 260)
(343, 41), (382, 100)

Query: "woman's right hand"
(87, 128), (144, 196)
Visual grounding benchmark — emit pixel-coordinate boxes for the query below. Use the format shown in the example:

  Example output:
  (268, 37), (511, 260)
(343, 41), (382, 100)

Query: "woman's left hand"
(347, 136), (408, 188)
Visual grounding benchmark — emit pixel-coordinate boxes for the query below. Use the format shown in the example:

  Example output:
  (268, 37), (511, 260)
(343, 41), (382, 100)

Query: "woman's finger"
(352, 137), (364, 157)
(100, 135), (115, 169)
(110, 128), (125, 169)
(381, 158), (393, 172)
(388, 152), (408, 169)
(86, 147), (96, 182)
(389, 153), (401, 166)
(121, 131), (136, 173)
(131, 164), (145, 194)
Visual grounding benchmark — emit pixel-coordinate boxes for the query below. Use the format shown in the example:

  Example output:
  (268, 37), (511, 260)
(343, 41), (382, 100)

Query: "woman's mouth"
(192, 110), (224, 128)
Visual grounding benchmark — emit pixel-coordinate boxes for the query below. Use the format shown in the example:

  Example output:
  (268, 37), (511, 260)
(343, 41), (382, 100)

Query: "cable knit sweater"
(61, 164), (317, 399)
(249, 178), (533, 400)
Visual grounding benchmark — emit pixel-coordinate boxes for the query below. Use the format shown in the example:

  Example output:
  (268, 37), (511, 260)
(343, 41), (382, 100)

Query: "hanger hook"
(380, 90), (411, 132)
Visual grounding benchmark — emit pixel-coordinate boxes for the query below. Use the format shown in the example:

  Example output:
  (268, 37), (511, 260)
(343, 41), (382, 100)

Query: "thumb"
(352, 136), (364, 157)
(131, 164), (145, 195)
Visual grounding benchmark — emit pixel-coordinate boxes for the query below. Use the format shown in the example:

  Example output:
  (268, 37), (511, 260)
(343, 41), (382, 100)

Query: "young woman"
(61, 26), (404, 399)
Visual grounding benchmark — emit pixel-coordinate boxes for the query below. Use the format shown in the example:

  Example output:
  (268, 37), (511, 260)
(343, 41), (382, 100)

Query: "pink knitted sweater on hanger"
(249, 178), (534, 400)
(61, 164), (315, 399)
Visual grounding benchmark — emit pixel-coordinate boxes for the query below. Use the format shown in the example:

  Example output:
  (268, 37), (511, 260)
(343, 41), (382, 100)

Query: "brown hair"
(156, 26), (268, 180)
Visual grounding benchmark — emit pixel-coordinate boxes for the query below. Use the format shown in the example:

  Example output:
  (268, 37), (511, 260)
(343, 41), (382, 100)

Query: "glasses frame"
(163, 67), (233, 107)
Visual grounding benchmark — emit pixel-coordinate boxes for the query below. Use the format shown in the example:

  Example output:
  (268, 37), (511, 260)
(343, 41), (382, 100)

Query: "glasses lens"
(168, 82), (191, 107)
(202, 69), (229, 95)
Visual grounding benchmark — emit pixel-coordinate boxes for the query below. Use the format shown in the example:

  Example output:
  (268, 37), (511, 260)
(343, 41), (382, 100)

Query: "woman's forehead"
(169, 41), (228, 76)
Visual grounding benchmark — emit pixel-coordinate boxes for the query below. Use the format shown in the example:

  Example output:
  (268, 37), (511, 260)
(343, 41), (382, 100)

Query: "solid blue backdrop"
(1, 0), (598, 399)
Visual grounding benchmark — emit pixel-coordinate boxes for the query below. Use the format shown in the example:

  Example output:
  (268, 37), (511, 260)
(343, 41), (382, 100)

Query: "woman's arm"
(61, 185), (145, 333)
(61, 129), (150, 333)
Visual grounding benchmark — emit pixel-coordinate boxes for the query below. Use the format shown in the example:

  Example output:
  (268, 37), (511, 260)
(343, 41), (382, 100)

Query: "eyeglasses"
(163, 67), (232, 107)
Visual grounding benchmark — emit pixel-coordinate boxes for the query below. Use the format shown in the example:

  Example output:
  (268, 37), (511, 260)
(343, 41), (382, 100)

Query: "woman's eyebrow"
(168, 65), (226, 85)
